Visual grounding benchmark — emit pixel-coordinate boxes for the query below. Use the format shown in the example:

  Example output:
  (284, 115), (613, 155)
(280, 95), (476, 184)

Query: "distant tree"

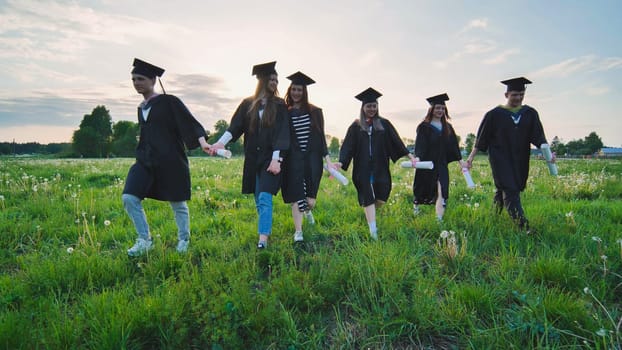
(329, 136), (340, 156)
(111, 121), (139, 157)
(207, 119), (242, 155)
(583, 131), (603, 155)
(72, 106), (113, 157)
(45, 143), (72, 155)
(464, 133), (476, 154)
(550, 136), (567, 156)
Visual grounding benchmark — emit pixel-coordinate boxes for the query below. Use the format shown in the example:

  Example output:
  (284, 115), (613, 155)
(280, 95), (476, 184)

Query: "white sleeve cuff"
(272, 150), (280, 160)
(217, 131), (232, 146)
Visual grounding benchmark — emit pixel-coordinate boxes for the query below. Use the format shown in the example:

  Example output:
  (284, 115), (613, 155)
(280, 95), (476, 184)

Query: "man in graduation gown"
(123, 58), (210, 256)
(466, 77), (548, 233)
(210, 61), (290, 249)
(335, 87), (416, 240)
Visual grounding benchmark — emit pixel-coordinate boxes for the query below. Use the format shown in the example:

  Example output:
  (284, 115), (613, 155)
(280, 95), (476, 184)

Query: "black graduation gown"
(123, 94), (206, 201)
(339, 117), (409, 206)
(281, 105), (328, 203)
(413, 121), (462, 204)
(228, 96), (290, 195)
(475, 105), (547, 192)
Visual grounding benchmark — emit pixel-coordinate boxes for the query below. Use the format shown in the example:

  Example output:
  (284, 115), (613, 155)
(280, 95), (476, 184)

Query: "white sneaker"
(304, 211), (315, 225)
(413, 206), (420, 216)
(176, 239), (189, 253)
(294, 231), (304, 242)
(370, 231), (378, 241)
(127, 238), (153, 256)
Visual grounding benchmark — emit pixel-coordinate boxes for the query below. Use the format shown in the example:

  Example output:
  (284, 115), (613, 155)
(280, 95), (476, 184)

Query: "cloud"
(585, 86), (610, 96)
(530, 55), (622, 79)
(434, 39), (496, 68)
(459, 18), (489, 33)
(483, 48), (520, 65)
(0, 72), (240, 134)
(0, 0), (192, 62)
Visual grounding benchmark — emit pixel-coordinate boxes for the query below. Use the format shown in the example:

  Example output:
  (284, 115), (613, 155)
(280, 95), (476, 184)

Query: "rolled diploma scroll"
(462, 168), (475, 188)
(324, 164), (348, 185)
(540, 144), (558, 176)
(216, 149), (232, 159)
(400, 161), (434, 169)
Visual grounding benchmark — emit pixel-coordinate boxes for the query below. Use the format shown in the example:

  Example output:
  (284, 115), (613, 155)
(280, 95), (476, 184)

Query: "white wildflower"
(474, 202), (480, 208)
(583, 287), (590, 294)
(0, 195), (4, 201)
(440, 230), (449, 239)
(592, 236), (602, 242)
(104, 220), (111, 226)
(32, 185), (38, 192)
(565, 211), (573, 217)
(67, 247), (74, 254)
(596, 328), (607, 337)
(600, 255), (607, 261)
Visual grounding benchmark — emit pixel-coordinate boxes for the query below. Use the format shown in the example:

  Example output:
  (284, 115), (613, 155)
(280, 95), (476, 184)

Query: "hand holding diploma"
(324, 163), (348, 185)
(540, 143), (558, 176)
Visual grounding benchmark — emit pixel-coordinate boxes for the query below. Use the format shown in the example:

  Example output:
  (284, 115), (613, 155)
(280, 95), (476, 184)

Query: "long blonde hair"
(248, 75), (279, 133)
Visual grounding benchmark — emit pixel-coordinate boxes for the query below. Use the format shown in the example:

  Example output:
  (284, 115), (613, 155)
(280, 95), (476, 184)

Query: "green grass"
(0, 156), (621, 349)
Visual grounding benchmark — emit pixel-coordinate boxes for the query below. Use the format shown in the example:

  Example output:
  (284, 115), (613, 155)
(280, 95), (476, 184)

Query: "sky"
(1, 0), (621, 147)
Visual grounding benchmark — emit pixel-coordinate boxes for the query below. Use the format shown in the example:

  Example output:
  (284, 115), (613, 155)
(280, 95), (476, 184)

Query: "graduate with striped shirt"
(281, 71), (333, 242)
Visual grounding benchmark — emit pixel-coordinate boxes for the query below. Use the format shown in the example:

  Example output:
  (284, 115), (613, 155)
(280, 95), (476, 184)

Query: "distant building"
(598, 147), (622, 158)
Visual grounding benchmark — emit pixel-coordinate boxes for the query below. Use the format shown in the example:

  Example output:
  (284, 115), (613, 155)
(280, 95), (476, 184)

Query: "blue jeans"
(122, 194), (190, 241)
(254, 177), (273, 236)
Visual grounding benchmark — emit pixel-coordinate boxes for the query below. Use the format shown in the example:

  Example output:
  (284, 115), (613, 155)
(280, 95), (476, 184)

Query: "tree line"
(1, 105), (606, 158)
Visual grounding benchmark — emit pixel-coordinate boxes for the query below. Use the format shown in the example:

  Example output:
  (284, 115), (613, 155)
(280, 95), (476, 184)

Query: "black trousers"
(494, 189), (528, 229)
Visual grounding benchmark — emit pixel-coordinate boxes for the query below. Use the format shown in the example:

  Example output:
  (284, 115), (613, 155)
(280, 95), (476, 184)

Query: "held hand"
(410, 156), (419, 168)
(551, 152), (557, 163)
(267, 159), (281, 175)
(332, 162), (343, 170)
(209, 142), (225, 156)
(198, 136), (211, 154)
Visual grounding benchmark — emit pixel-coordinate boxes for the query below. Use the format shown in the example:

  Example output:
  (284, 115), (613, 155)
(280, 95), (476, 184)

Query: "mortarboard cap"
(426, 93), (450, 106)
(131, 58), (165, 79)
(501, 77), (532, 92)
(286, 71), (315, 86)
(355, 87), (382, 104)
(252, 61), (277, 78)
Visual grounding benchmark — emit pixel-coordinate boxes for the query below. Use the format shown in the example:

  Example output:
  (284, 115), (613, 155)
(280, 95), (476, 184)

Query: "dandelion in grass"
(565, 211), (576, 226)
(601, 255), (608, 276)
(67, 247), (74, 254)
(583, 287), (591, 294)
(474, 202), (480, 209)
(104, 220), (111, 226)
(32, 185), (38, 192)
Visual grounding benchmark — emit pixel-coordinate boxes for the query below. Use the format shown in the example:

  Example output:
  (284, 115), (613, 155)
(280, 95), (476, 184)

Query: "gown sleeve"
(169, 95), (207, 150)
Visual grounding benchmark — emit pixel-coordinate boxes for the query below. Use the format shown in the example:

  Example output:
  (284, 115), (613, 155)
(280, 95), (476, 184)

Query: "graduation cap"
(131, 58), (165, 79)
(355, 87), (382, 104)
(426, 93), (450, 106)
(286, 71), (315, 86)
(252, 61), (277, 78)
(501, 77), (532, 92)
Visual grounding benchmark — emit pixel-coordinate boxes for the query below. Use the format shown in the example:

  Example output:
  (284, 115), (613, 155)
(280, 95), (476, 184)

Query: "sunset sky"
(1, 0), (621, 147)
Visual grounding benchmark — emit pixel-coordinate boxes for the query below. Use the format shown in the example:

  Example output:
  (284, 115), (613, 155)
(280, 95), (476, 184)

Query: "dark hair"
(423, 104), (453, 137)
(284, 84), (322, 132)
(248, 74), (279, 134)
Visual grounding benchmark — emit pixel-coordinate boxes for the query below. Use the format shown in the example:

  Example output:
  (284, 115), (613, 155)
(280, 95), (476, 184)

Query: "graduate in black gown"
(281, 71), (334, 242)
(334, 88), (416, 240)
(412, 93), (465, 221)
(466, 77), (549, 233)
(210, 61), (289, 249)
(123, 58), (210, 256)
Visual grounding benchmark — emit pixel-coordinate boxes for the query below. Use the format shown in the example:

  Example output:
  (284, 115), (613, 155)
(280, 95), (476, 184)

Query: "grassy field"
(0, 156), (621, 349)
